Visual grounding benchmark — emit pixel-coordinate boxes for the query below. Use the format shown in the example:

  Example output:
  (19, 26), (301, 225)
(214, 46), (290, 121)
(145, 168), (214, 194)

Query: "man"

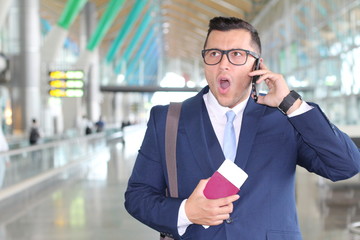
(95, 116), (105, 132)
(29, 118), (40, 145)
(125, 17), (360, 240)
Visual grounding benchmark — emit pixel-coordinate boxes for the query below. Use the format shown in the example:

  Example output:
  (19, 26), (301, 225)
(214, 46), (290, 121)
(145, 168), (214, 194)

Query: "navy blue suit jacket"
(125, 86), (360, 240)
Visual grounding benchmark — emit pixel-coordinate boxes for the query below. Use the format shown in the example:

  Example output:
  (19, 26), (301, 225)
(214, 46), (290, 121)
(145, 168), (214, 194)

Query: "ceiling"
(40, 0), (269, 64)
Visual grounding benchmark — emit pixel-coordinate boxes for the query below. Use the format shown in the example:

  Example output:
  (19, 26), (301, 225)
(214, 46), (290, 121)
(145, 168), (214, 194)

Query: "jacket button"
(226, 218), (233, 224)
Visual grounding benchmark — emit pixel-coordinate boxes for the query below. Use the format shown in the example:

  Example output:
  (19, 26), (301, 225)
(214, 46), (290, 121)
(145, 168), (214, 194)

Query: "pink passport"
(203, 159), (248, 199)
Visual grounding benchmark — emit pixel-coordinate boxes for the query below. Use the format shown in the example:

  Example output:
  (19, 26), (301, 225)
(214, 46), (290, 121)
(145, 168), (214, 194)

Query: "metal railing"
(0, 131), (110, 202)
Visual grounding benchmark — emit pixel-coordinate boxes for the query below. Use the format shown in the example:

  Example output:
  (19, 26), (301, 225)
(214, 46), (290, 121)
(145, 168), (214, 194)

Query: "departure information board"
(48, 70), (84, 97)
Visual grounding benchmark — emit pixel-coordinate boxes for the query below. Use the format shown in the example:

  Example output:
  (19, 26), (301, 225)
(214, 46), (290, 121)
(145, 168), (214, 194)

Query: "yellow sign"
(49, 89), (84, 98)
(48, 70), (84, 97)
(49, 70), (84, 79)
(49, 80), (84, 88)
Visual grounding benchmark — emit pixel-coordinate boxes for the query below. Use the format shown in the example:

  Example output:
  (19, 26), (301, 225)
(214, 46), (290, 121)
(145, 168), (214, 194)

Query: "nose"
(219, 53), (231, 70)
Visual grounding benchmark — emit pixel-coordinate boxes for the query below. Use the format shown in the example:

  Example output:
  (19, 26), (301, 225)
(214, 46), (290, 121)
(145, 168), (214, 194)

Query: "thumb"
(196, 178), (210, 191)
(255, 95), (266, 105)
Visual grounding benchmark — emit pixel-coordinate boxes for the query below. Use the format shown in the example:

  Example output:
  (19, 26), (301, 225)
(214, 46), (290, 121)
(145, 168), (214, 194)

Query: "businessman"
(125, 16), (360, 240)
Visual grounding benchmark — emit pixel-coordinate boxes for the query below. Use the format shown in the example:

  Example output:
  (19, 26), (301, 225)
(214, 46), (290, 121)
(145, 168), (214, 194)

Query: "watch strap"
(278, 90), (301, 114)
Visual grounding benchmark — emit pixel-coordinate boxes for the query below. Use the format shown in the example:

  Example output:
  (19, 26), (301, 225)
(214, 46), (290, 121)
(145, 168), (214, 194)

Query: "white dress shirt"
(177, 90), (312, 235)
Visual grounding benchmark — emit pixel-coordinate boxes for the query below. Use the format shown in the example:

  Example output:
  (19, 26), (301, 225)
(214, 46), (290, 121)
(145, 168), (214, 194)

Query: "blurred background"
(0, 0), (359, 239)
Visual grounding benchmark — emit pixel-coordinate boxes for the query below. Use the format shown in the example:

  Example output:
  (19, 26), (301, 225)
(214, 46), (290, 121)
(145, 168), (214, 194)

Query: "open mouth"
(219, 78), (230, 90)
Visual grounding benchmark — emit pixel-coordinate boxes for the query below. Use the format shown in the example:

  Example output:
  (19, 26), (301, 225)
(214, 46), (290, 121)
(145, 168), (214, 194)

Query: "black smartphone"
(252, 59), (261, 102)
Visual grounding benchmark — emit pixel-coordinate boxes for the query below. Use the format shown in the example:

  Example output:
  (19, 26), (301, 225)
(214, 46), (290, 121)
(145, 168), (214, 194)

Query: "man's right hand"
(185, 179), (240, 226)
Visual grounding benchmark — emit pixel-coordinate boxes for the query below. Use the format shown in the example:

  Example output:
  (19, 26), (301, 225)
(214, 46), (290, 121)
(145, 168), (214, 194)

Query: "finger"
(256, 72), (277, 84)
(218, 202), (234, 214)
(214, 194), (240, 207)
(255, 95), (266, 105)
(199, 178), (209, 185)
(206, 203), (233, 218)
(248, 68), (267, 77)
(208, 219), (226, 226)
(205, 212), (231, 226)
(196, 179), (210, 192)
(216, 213), (231, 221)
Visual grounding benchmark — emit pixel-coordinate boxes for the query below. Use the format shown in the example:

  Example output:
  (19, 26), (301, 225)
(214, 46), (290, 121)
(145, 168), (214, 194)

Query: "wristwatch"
(278, 90), (301, 114)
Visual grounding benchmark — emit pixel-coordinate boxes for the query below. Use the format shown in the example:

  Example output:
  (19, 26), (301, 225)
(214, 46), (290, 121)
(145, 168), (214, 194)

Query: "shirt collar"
(206, 89), (249, 120)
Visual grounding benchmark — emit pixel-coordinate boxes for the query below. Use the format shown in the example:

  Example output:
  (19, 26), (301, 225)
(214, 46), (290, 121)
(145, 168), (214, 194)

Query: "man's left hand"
(249, 61), (302, 114)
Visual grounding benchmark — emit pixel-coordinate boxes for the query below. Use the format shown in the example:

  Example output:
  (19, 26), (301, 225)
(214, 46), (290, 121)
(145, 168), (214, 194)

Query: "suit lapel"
(235, 98), (266, 169)
(182, 87), (222, 176)
(201, 103), (225, 169)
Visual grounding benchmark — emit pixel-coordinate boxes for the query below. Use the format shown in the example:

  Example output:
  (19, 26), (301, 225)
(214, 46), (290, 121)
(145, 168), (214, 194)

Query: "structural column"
(0, 0), (13, 29)
(15, 0), (41, 132)
(84, 2), (100, 122)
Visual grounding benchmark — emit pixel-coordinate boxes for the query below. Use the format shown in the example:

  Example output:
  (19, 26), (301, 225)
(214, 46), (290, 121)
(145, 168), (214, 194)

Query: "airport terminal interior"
(0, 0), (360, 239)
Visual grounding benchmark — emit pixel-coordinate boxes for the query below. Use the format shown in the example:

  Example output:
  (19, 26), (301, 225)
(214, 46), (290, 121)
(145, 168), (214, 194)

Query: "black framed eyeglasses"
(201, 48), (260, 66)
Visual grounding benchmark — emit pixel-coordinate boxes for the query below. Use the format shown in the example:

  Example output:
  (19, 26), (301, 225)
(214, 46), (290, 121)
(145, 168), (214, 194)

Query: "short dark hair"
(204, 16), (261, 55)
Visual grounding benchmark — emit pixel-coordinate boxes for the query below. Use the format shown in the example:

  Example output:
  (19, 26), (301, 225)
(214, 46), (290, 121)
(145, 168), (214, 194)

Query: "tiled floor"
(297, 168), (360, 240)
(0, 126), (359, 240)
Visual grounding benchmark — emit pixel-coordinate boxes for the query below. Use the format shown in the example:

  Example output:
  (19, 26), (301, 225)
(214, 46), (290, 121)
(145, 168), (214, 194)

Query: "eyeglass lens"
(203, 49), (248, 65)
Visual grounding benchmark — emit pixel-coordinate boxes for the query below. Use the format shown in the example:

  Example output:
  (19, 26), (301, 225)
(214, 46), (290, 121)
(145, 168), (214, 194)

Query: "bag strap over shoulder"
(160, 102), (182, 240)
(165, 102), (182, 198)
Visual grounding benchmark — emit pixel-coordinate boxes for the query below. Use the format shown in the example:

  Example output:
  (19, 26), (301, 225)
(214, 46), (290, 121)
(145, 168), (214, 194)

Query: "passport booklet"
(203, 159), (248, 199)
